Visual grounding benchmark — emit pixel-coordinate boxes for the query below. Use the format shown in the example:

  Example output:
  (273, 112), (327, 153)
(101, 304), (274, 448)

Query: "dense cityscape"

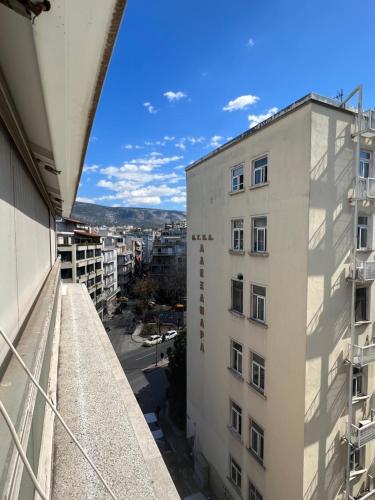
(1, 1), (375, 500)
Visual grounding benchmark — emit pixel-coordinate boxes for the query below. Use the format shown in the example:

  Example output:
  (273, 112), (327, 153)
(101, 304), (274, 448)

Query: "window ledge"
(227, 367), (244, 381)
(229, 309), (245, 319)
(229, 249), (245, 256)
(246, 447), (266, 469)
(354, 320), (372, 327)
(357, 248), (373, 253)
(350, 468), (367, 480)
(249, 182), (269, 191)
(227, 426), (243, 443)
(247, 382), (267, 400)
(247, 317), (268, 329)
(248, 251), (269, 258)
(353, 394), (370, 403)
(229, 189), (245, 196)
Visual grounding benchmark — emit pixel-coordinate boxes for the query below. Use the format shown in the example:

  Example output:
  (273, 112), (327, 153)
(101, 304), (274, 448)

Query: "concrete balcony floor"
(53, 284), (179, 499)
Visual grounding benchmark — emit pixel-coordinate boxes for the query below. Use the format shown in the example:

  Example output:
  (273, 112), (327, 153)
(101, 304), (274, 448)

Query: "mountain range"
(72, 202), (186, 228)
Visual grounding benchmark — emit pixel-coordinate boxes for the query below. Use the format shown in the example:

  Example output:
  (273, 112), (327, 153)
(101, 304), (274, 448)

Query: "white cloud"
(89, 135), (98, 143)
(143, 102), (158, 114)
(164, 135), (175, 141)
(174, 165), (185, 170)
(223, 95), (259, 112)
(187, 136), (205, 144)
(76, 196), (96, 204)
(175, 141), (186, 150)
(247, 38), (255, 47)
(169, 195), (186, 204)
(248, 107), (279, 128)
(83, 164), (99, 173)
(209, 135), (223, 148)
(123, 144), (133, 149)
(163, 91), (187, 102)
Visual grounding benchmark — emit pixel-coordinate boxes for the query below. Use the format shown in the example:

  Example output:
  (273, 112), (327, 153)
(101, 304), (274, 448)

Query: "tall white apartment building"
(186, 90), (375, 500)
(102, 236), (120, 315)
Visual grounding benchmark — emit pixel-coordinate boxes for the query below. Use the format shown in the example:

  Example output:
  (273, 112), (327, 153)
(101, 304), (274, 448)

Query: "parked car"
(164, 330), (178, 341)
(143, 335), (162, 346)
(143, 412), (164, 440)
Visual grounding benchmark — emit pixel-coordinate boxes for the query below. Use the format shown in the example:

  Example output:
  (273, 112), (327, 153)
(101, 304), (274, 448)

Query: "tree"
(167, 329), (186, 429)
(132, 277), (158, 318)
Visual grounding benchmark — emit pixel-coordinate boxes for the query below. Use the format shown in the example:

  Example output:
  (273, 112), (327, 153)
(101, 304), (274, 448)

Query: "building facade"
(57, 218), (104, 316)
(187, 92), (375, 500)
(102, 236), (120, 315)
(117, 246), (134, 295)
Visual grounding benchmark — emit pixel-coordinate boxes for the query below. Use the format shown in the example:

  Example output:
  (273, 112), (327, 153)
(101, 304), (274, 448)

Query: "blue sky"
(78, 0), (375, 211)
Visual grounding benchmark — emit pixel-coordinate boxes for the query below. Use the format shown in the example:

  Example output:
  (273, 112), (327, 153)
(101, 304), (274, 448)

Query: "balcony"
(350, 412), (375, 449)
(353, 343), (375, 366)
(0, 263), (178, 499)
(354, 178), (375, 201)
(355, 261), (375, 281)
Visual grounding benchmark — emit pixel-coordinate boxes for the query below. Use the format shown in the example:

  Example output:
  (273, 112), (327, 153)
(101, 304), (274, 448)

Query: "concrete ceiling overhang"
(0, 0), (126, 217)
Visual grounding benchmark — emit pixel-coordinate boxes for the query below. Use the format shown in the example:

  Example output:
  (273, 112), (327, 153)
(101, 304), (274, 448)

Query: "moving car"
(143, 334), (162, 346)
(164, 330), (178, 341)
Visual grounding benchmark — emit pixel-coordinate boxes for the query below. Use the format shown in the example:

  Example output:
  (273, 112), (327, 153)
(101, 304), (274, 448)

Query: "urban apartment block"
(187, 92), (375, 500)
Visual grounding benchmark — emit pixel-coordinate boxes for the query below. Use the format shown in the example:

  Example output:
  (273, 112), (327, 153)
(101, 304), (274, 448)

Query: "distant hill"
(72, 201), (186, 228)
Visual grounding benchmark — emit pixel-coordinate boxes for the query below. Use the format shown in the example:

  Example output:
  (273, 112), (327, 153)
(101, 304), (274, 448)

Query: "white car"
(143, 335), (162, 346)
(164, 330), (178, 341)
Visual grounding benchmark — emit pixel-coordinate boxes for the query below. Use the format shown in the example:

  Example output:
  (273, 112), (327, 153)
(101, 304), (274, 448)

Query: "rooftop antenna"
(334, 89), (344, 103)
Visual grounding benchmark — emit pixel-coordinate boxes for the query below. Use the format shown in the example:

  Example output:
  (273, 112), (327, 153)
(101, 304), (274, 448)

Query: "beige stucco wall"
(187, 104), (313, 500)
(304, 104), (375, 500)
(0, 119), (53, 368)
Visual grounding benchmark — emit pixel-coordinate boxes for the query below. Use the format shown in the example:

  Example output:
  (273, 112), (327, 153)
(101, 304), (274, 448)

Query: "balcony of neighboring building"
(0, 261), (178, 499)
(350, 411), (375, 449)
(353, 343), (375, 367)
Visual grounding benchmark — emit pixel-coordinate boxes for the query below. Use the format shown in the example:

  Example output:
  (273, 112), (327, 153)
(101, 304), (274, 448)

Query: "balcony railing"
(353, 343), (375, 366)
(355, 177), (375, 200)
(355, 261), (375, 281)
(350, 411), (375, 449)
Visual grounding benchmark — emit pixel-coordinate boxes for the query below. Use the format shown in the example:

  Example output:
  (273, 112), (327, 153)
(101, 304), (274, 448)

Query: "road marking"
(135, 352), (154, 361)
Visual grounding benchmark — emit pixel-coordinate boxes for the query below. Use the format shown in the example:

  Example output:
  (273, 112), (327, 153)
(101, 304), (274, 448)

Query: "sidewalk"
(131, 322), (144, 343)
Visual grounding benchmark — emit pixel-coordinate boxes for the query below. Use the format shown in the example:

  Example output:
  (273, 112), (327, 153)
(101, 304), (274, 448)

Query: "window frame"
(231, 218), (244, 251)
(357, 215), (369, 250)
(355, 286), (370, 323)
(249, 418), (264, 465)
(251, 284), (266, 323)
(231, 165), (244, 192)
(231, 279), (244, 315)
(350, 448), (361, 471)
(359, 149), (372, 179)
(249, 481), (263, 500)
(251, 351), (265, 394)
(252, 216), (267, 253)
(252, 155), (268, 186)
(352, 367), (363, 397)
(230, 400), (242, 436)
(229, 455), (242, 489)
(231, 339), (243, 375)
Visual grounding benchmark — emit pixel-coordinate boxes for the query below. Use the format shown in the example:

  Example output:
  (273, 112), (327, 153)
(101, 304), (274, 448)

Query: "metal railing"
(0, 327), (117, 500)
(355, 177), (375, 200)
(355, 261), (375, 281)
(350, 411), (375, 449)
(353, 343), (375, 366)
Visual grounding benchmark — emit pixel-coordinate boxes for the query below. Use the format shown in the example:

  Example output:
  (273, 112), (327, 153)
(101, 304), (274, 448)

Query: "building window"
(352, 367), (363, 397)
(229, 456), (242, 489)
(359, 150), (372, 178)
(249, 419), (264, 464)
(251, 352), (265, 394)
(230, 401), (242, 435)
(76, 250), (85, 261)
(61, 268), (72, 280)
(232, 219), (244, 251)
(231, 280), (243, 314)
(231, 340), (243, 374)
(252, 217), (267, 253)
(231, 165), (244, 192)
(252, 156), (268, 186)
(350, 448), (361, 471)
(357, 215), (369, 250)
(355, 287), (369, 322)
(249, 482), (263, 500)
(251, 284), (266, 323)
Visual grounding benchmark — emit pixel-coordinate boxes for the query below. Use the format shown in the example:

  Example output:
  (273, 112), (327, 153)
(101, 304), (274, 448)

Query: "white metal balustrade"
(350, 411), (375, 449)
(355, 178), (375, 200)
(353, 344), (375, 367)
(355, 261), (375, 281)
